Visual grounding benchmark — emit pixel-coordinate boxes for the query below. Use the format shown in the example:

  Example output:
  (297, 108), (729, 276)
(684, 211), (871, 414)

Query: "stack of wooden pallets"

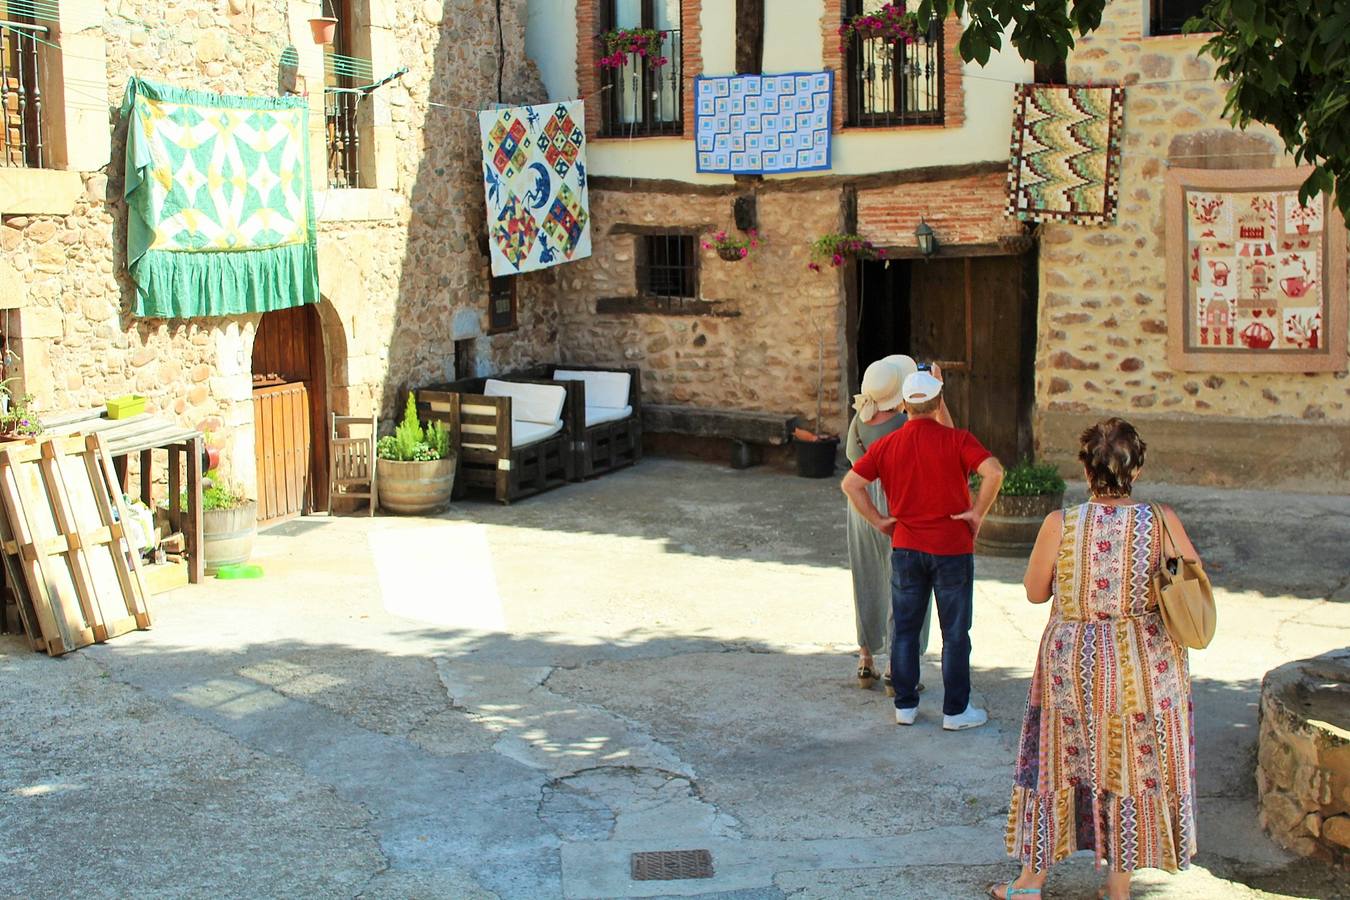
(0, 433), (152, 655)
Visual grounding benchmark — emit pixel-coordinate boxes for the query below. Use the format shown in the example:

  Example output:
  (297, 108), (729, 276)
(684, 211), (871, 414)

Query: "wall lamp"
(914, 218), (938, 258)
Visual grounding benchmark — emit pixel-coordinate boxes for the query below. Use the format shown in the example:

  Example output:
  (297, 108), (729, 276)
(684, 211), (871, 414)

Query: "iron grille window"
(324, 0), (361, 188)
(488, 275), (518, 332)
(843, 0), (943, 127)
(599, 0), (683, 137)
(0, 16), (45, 168)
(638, 234), (697, 299)
(1150, 0), (1208, 36)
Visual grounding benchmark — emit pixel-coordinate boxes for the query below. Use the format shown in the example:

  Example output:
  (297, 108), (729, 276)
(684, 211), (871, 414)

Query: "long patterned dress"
(1005, 502), (1196, 873)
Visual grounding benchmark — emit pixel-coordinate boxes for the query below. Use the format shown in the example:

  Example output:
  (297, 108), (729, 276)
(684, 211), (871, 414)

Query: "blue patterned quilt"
(695, 72), (834, 175)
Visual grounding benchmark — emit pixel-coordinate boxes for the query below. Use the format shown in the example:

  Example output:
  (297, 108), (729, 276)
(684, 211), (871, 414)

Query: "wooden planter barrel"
(378, 457), (456, 515)
(975, 491), (1064, 557)
(203, 501), (257, 574)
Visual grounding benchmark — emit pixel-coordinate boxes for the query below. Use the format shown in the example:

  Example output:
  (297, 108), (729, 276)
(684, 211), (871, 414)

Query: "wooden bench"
(643, 405), (795, 468)
(417, 378), (573, 505)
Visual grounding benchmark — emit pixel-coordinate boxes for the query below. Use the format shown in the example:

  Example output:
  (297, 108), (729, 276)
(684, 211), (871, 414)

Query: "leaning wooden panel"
(0, 500), (41, 652)
(0, 440), (94, 655)
(83, 434), (152, 629)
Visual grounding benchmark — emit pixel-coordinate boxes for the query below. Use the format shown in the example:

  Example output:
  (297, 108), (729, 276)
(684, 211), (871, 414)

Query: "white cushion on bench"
(553, 369), (631, 410)
(485, 379), (566, 427)
(585, 404), (633, 427)
(462, 419), (564, 451)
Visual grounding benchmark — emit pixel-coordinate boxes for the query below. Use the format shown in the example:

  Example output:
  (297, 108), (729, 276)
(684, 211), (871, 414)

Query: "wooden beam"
(590, 160), (1007, 197)
(595, 297), (742, 317)
(644, 405), (793, 445)
(735, 0), (764, 75)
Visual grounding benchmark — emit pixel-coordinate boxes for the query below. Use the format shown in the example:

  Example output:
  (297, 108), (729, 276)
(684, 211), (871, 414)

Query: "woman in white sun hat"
(845, 355), (949, 692)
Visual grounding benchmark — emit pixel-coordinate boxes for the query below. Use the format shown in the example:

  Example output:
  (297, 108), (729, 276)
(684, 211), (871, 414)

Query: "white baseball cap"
(902, 371), (943, 403)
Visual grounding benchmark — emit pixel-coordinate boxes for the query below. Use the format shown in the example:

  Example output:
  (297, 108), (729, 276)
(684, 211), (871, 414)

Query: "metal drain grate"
(630, 849), (714, 881)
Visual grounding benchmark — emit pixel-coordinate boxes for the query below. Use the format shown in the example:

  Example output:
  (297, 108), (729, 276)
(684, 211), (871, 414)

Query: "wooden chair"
(329, 413), (377, 515)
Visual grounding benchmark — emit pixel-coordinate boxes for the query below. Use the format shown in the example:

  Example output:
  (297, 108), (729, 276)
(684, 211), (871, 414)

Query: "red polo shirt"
(851, 417), (993, 556)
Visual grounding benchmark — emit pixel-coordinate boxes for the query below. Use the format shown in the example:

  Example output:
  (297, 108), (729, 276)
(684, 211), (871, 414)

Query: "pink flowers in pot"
(838, 2), (921, 55)
(598, 28), (670, 70)
(808, 233), (886, 271)
(703, 228), (760, 261)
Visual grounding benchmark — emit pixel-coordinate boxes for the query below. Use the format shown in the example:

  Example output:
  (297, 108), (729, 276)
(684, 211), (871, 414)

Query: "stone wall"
(555, 187), (851, 435)
(2, 0), (559, 497)
(1256, 649), (1350, 868)
(1035, 0), (1349, 485)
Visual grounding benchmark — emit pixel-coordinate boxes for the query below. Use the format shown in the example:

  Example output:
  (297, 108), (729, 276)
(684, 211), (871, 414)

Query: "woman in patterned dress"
(989, 419), (1202, 900)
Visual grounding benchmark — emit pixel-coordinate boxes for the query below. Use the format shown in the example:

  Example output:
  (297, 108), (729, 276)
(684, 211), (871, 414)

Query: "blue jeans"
(890, 549), (974, 716)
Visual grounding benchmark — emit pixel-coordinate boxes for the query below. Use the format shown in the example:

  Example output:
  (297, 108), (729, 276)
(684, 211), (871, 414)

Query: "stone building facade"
(530, 0), (1348, 488)
(1036, 2), (1350, 489)
(0, 0), (561, 500)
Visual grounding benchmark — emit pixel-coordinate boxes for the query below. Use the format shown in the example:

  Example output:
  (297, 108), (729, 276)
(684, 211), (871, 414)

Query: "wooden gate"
(855, 254), (1036, 465)
(252, 303), (329, 525)
(252, 382), (311, 524)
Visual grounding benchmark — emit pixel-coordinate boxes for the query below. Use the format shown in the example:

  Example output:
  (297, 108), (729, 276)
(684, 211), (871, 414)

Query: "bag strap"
(1151, 502), (1178, 561)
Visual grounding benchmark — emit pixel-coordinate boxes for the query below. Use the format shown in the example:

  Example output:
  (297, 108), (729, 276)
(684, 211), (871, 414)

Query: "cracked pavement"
(1, 459), (1347, 898)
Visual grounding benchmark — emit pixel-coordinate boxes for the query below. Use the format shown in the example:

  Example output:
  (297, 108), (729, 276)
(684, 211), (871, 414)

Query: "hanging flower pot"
(309, 16), (338, 45)
(703, 228), (760, 263)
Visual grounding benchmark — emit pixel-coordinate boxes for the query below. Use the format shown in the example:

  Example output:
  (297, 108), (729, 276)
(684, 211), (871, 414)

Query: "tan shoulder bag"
(1149, 503), (1216, 650)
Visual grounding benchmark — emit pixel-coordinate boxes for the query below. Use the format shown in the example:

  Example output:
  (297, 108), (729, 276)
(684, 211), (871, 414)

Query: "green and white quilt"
(122, 77), (318, 318)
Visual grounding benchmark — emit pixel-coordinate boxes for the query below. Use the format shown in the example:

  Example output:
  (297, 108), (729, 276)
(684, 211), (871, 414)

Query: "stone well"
(1256, 648), (1350, 867)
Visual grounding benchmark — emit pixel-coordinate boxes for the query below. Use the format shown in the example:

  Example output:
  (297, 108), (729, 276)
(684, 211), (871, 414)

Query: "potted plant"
(0, 380), (42, 442)
(309, 0), (338, 44)
(377, 392), (455, 515)
(792, 306), (841, 478)
(973, 460), (1067, 557)
(598, 27), (670, 69)
(186, 471), (257, 575)
(807, 232), (886, 271)
(702, 228), (760, 262)
(838, 2), (921, 54)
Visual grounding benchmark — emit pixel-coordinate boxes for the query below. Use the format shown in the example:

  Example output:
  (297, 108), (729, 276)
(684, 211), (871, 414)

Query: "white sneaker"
(942, 705), (988, 731)
(895, 707), (918, 726)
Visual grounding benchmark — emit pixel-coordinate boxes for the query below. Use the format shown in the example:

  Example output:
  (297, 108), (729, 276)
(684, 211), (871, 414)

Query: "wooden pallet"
(0, 434), (152, 655)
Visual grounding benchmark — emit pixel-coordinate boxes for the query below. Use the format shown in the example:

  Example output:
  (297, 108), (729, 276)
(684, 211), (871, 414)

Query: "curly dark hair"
(1078, 418), (1147, 498)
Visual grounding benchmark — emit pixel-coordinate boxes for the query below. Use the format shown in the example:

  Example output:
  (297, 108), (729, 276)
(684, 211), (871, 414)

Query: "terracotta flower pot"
(309, 16), (338, 45)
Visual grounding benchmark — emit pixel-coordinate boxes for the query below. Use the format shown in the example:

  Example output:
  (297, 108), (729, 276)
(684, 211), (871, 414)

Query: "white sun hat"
(853, 358), (906, 419)
(881, 354), (919, 386)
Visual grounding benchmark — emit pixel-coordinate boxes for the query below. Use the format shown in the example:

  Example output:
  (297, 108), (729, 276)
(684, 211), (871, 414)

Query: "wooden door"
(906, 255), (1033, 465)
(252, 383), (311, 525)
(252, 304), (329, 522)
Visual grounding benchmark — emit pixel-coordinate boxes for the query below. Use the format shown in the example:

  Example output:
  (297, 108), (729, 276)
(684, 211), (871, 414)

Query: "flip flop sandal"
(987, 881), (1042, 899)
(857, 665), (878, 689)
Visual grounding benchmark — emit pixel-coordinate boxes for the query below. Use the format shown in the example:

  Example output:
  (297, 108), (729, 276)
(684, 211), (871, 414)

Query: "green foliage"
(920, 1), (1350, 217)
(176, 469), (250, 511)
(807, 233), (886, 271)
(0, 378), (42, 437)
(1196, 3), (1350, 218)
(972, 459), (1066, 497)
(377, 393), (451, 463)
(913, 0), (1106, 67)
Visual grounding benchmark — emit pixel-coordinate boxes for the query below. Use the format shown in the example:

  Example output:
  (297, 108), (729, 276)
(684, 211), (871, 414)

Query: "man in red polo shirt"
(841, 370), (1004, 730)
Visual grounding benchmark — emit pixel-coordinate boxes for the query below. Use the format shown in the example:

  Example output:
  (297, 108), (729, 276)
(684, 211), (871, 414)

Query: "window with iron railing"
(842, 0), (943, 128)
(1, 16), (46, 168)
(598, 0), (683, 138)
(638, 234), (697, 302)
(324, 0), (361, 188)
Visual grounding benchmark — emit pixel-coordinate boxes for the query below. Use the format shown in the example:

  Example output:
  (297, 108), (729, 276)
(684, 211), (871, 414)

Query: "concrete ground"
(1, 458), (1348, 899)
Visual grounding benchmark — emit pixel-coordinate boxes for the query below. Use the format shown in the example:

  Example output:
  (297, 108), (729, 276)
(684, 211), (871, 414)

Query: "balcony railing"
(599, 29), (683, 138)
(325, 90), (360, 189)
(1, 20), (45, 168)
(845, 20), (943, 127)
